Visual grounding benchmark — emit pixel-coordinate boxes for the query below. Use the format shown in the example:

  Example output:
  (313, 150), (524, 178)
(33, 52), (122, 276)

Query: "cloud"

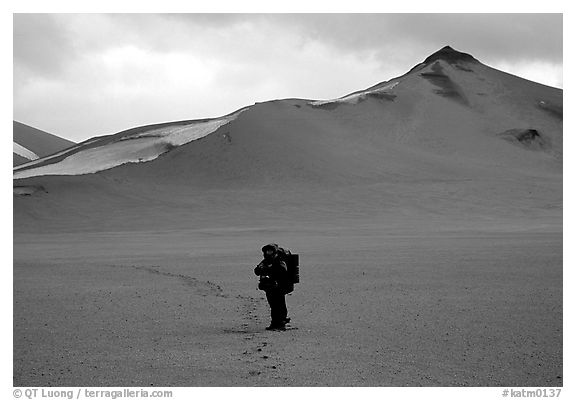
(13, 14), (77, 79)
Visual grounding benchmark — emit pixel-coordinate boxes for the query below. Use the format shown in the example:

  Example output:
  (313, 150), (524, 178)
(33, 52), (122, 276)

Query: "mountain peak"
(423, 46), (479, 65)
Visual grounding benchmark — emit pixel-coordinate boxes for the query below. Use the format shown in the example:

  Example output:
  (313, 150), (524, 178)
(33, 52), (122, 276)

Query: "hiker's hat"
(262, 243), (279, 253)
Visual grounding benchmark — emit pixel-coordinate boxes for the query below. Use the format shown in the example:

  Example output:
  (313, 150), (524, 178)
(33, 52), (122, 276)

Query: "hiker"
(254, 243), (291, 331)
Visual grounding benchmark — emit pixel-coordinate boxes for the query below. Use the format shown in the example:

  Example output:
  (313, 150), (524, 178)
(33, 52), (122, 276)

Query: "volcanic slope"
(13, 46), (562, 233)
(13, 121), (75, 166)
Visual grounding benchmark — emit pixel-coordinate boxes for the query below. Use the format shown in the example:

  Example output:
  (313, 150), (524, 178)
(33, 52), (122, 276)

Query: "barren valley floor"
(13, 224), (562, 386)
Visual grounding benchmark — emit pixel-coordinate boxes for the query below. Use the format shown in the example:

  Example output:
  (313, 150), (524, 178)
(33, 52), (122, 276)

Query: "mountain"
(13, 46), (562, 233)
(13, 121), (75, 166)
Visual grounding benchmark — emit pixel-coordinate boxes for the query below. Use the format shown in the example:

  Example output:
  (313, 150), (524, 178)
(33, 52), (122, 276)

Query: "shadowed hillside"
(13, 121), (75, 166)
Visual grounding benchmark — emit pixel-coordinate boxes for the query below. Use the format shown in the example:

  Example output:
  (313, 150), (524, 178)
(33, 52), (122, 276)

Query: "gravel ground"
(13, 228), (562, 386)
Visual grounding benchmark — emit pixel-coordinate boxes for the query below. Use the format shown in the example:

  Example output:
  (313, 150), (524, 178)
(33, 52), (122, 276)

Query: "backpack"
(277, 247), (299, 293)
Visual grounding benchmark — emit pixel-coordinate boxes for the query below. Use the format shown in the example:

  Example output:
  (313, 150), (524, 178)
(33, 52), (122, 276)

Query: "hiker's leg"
(265, 290), (275, 323)
(268, 290), (285, 325)
(278, 293), (288, 321)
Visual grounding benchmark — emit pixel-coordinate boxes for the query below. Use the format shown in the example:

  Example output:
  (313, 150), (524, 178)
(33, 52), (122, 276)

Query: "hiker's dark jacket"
(254, 256), (289, 292)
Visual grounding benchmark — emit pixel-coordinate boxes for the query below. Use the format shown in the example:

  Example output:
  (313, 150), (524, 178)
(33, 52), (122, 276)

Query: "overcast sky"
(13, 13), (563, 142)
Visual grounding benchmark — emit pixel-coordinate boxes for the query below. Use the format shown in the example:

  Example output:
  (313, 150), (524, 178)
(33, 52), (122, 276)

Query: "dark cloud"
(121, 13), (562, 78)
(260, 14), (562, 66)
(13, 14), (76, 78)
(160, 13), (257, 25)
(389, 14), (562, 63)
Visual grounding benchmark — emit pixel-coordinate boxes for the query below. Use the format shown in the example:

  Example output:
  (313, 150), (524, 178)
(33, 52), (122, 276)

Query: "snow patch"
(14, 141), (87, 170)
(310, 82), (399, 106)
(13, 142), (39, 161)
(13, 111), (244, 179)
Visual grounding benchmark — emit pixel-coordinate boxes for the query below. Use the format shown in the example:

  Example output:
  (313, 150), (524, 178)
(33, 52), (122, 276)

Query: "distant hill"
(13, 46), (562, 181)
(13, 121), (75, 166)
(13, 46), (562, 234)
